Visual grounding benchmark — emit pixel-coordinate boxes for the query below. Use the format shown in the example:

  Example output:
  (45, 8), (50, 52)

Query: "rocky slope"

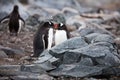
(0, 0), (120, 80)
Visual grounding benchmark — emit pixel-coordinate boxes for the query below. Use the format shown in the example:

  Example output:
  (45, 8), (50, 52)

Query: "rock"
(84, 33), (114, 44)
(26, 14), (40, 26)
(47, 31), (120, 78)
(11, 73), (40, 80)
(101, 67), (120, 77)
(92, 34), (114, 43)
(49, 37), (88, 58)
(66, 25), (78, 32)
(78, 57), (93, 66)
(35, 61), (56, 71)
(20, 64), (46, 74)
(77, 0), (120, 10)
(29, 0), (80, 10)
(49, 64), (106, 77)
(52, 13), (66, 24)
(114, 38), (120, 49)
(0, 45), (25, 58)
(0, 64), (54, 80)
(34, 50), (58, 70)
(19, 0), (29, 5)
(66, 15), (87, 29)
(0, 50), (8, 58)
(62, 51), (81, 64)
(0, 23), (8, 32)
(0, 65), (20, 70)
(12, 74), (53, 80)
(78, 26), (114, 37)
(62, 7), (79, 19)
(84, 33), (101, 44)
(0, 0), (15, 5)
(69, 42), (120, 66)
(0, 77), (9, 80)
(70, 30), (81, 37)
(0, 12), (8, 20)
(38, 74), (53, 80)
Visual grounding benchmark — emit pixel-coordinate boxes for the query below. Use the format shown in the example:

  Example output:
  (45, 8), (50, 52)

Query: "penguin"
(33, 21), (54, 57)
(0, 5), (25, 36)
(54, 23), (70, 45)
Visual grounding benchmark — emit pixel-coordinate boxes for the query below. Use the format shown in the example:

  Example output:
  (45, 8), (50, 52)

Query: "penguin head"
(13, 5), (19, 12)
(43, 21), (54, 29)
(54, 23), (66, 30)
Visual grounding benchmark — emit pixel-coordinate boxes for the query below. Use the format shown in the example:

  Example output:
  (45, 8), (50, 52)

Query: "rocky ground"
(0, 0), (120, 80)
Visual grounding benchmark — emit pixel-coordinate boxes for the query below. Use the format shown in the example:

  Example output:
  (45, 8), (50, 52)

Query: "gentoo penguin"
(33, 21), (54, 57)
(0, 5), (25, 36)
(54, 23), (70, 45)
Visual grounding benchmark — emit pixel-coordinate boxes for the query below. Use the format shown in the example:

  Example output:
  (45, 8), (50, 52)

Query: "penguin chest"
(55, 30), (67, 45)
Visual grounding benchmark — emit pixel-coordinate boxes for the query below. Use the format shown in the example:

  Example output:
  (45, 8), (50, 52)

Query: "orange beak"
(54, 24), (58, 29)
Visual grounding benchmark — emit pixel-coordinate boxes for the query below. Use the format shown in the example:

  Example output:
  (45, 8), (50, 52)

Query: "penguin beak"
(54, 24), (58, 29)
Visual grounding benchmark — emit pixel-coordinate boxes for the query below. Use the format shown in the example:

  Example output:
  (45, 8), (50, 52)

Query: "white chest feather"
(55, 30), (67, 45)
(47, 28), (54, 50)
(18, 20), (23, 33)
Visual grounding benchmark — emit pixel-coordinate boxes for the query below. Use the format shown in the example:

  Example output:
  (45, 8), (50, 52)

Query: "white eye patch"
(48, 21), (51, 25)
(60, 23), (63, 27)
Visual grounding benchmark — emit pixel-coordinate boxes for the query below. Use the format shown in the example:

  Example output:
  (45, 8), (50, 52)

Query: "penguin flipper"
(0, 15), (10, 23)
(19, 17), (25, 26)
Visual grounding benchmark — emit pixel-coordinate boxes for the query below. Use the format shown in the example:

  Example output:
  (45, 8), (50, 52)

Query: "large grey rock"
(49, 37), (88, 58)
(35, 61), (56, 71)
(0, 45), (25, 57)
(79, 27), (114, 37)
(20, 64), (46, 74)
(34, 50), (58, 71)
(49, 64), (106, 77)
(84, 33), (115, 44)
(47, 33), (120, 78)
(91, 34), (114, 43)
(84, 33), (103, 43)
(69, 42), (120, 66)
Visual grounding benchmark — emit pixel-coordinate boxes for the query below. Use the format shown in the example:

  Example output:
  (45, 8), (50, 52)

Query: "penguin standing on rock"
(0, 5), (25, 36)
(33, 21), (70, 57)
(54, 23), (70, 45)
(33, 21), (54, 57)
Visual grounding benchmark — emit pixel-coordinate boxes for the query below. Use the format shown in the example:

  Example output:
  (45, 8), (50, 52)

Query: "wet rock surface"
(0, 0), (120, 80)
(46, 33), (120, 78)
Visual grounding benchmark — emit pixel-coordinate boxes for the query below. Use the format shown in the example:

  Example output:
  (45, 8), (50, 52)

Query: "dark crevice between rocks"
(76, 56), (82, 63)
(83, 36), (91, 44)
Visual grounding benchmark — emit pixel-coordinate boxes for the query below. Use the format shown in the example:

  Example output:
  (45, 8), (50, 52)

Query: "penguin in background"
(33, 21), (54, 57)
(53, 23), (70, 45)
(0, 5), (25, 36)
